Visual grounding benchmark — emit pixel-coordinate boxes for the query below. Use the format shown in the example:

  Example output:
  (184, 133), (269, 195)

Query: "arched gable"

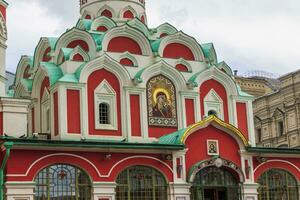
(127, 18), (150, 37)
(78, 53), (131, 85)
(119, 52), (138, 67)
(159, 31), (204, 61)
(134, 60), (187, 91)
(90, 16), (116, 32)
(189, 66), (238, 97)
(155, 23), (178, 38)
(180, 115), (249, 149)
(33, 38), (52, 72)
(272, 107), (284, 118)
(54, 28), (97, 63)
(102, 25), (152, 56)
(14, 56), (33, 87)
(81, 9), (94, 20)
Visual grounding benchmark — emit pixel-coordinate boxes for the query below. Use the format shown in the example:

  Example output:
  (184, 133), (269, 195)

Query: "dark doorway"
(204, 188), (227, 200)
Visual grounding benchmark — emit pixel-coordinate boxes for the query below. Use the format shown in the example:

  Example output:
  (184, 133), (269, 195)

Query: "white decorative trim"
(6, 154), (173, 179)
(253, 159), (300, 174)
(94, 79), (118, 130)
(81, 9), (94, 20)
(54, 28), (97, 64)
(70, 46), (90, 62)
(158, 31), (205, 61)
(175, 58), (192, 72)
(119, 51), (138, 67)
(156, 23), (178, 37)
(96, 4), (116, 18)
(91, 16), (116, 32)
(0, 12), (7, 39)
(32, 38), (51, 72)
(120, 5), (137, 19)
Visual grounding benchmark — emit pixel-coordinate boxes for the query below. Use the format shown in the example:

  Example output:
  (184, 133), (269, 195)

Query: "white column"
(5, 182), (35, 200)
(169, 183), (191, 200)
(243, 183), (259, 200)
(92, 182), (116, 200)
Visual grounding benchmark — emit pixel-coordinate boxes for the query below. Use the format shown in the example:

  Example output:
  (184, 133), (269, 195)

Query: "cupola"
(80, 0), (147, 25)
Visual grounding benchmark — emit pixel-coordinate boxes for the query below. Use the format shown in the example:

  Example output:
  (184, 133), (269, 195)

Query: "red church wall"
(67, 40), (89, 52)
(107, 37), (142, 55)
(236, 102), (249, 139)
(6, 150), (173, 182)
(123, 10), (134, 19)
(101, 9), (112, 18)
(88, 69), (122, 136)
(148, 127), (177, 138)
(67, 90), (81, 134)
(53, 92), (59, 136)
(185, 99), (195, 126)
(120, 58), (134, 66)
(200, 79), (229, 122)
(175, 64), (189, 72)
(97, 26), (108, 32)
(185, 125), (241, 173)
(163, 43), (195, 60)
(253, 158), (300, 181)
(130, 95), (141, 137)
(73, 53), (84, 61)
(0, 5), (6, 21)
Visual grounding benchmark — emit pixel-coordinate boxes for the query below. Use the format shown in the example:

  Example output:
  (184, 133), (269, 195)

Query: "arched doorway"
(257, 169), (298, 200)
(116, 166), (168, 200)
(34, 164), (91, 200)
(191, 167), (241, 200)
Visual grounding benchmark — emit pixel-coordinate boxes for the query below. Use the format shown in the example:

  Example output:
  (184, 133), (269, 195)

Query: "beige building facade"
(236, 70), (300, 148)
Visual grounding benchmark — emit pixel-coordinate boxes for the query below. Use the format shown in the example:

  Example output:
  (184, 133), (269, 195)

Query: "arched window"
(191, 167), (241, 200)
(258, 169), (298, 200)
(35, 164), (91, 200)
(99, 102), (110, 124)
(116, 166), (168, 200)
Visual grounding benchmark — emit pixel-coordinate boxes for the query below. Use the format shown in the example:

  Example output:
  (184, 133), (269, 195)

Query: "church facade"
(1, 0), (300, 200)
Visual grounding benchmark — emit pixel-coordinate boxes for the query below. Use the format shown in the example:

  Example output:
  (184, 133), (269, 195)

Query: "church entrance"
(203, 188), (227, 200)
(191, 167), (241, 200)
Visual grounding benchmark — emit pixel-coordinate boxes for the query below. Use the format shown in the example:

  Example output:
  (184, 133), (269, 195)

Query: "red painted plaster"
(163, 43), (195, 60)
(185, 99), (195, 126)
(130, 95), (141, 137)
(67, 90), (81, 134)
(53, 92), (59, 136)
(236, 102), (249, 139)
(107, 37), (142, 55)
(67, 40), (89, 52)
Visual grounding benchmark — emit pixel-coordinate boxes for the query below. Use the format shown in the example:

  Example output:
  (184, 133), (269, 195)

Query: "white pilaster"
(5, 182), (35, 200)
(92, 182), (116, 200)
(169, 183), (191, 200)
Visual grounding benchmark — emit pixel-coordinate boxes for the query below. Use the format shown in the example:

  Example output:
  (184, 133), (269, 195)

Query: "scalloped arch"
(120, 6), (137, 19)
(191, 66), (238, 97)
(82, 9), (95, 20)
(91, 16), (116, 32)
(70, 46), (90, 62)
(159, 32), (205, 61)
(119, 52), (138, 67)
(135, 60), (187, 91)
(15, 56), (33, 87)
(54, 28), (97, 63)
(78, 54), (131, 85)
(127, 18), (150, 37)
(97, 5), (116, 18)
(32, 38), (52, 72)
(156, 23), (178, 37)
(102, 25), (152, 56)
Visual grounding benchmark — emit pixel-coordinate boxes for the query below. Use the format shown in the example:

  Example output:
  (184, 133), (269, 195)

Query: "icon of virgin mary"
(152, 92), (172, 118)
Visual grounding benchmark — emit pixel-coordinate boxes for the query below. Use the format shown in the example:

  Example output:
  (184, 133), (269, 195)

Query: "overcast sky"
(5, 0), (300, 76)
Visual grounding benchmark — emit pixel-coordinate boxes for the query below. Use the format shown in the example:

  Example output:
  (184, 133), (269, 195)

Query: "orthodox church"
(0, 0), (300, 200)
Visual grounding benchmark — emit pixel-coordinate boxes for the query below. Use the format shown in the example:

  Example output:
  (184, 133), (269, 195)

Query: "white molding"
(253, 159), (300, 174)
(204, 89), (224, 120)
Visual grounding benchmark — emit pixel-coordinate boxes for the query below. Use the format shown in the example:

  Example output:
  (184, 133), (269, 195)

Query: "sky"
(5, 0), (300, 76)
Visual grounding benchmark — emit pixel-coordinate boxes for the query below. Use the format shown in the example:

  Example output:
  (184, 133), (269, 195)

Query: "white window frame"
(204, 89), (224, 120)
(94, 79), (118, 130)
(41, 90), (50, 133)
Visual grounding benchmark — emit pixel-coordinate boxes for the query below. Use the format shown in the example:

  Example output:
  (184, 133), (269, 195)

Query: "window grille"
(258, 169), (298, 200)
(99, 103), (110, 124)
(116, 166), (168, 200)
(34, 164), (91, 200)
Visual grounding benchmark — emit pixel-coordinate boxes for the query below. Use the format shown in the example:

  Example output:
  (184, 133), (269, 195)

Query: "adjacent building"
(1, 1), (300, 200)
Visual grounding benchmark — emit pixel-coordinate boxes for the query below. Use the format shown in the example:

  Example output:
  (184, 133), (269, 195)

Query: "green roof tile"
(40, 62), (63, 86)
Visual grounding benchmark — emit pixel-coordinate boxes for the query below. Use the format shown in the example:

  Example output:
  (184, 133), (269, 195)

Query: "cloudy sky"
(5, 0), (300, 76)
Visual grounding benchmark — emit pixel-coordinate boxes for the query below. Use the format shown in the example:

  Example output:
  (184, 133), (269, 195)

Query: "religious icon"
(147, 75), (177, 127)
(207, 140), (219, 155)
